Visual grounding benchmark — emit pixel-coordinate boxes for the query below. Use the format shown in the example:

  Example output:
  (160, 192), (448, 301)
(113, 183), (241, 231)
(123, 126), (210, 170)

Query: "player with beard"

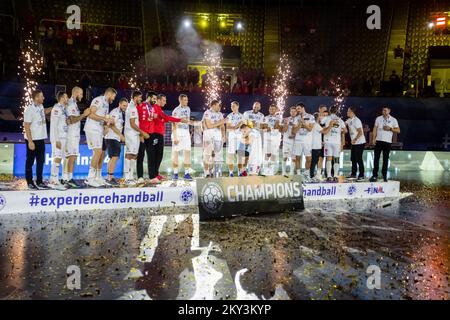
(63, 86), (90, 187)
(84, 88), (116, 187)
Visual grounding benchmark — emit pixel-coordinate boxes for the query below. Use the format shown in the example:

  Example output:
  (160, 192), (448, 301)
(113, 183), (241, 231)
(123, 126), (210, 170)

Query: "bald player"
(63, 86), (90, 187)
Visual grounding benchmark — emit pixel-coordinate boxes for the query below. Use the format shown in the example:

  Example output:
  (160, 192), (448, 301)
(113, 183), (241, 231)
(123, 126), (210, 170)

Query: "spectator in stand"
(343, 86), (351, 97)
(389, 70), (401, 96)
(363, 77), (374, 96)
(404, 46), (412, 59)
(118, 74), (129, 91)
(394, 45), (404, 59)
(80, 73), (93, 101)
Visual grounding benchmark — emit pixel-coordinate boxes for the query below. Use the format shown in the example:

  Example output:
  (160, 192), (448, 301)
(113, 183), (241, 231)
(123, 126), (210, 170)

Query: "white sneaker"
(125, 179), (137, 186)
(85, 178), (102, 188)
(48, 180), (67, 191)
(95, 178), (106, 186)
(137, 177), (145, 184)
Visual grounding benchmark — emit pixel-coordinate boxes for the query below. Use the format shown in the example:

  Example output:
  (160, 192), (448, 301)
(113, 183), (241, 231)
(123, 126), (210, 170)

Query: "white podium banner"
(303, 181), (400, 201)
(0, 185), (197, 215)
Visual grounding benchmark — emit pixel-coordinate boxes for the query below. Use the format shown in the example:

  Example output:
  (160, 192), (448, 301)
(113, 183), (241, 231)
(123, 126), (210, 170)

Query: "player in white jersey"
(261, 105), (282, 175)
(243, 101), (264, 131)
(84, 87), (116, 187)
(239, 123), (263, 175)
(171, 94), (193, 181)
(123, 91), (144, 185)
(345, 106), (366, 181)
(202, 100), (225, 178)
(49, 91), (69, 190)
(370, 106), (400, 182)
(321, 105), (347, 182)
(63, 87), (89, 188)
(281, 106), (298, 176)
(241, 101), (264, 174)
(225, 101), (244, 177)
(310, 112), (326, 181)
(104, 98), (128, 186)
(292, 103), (315, 179)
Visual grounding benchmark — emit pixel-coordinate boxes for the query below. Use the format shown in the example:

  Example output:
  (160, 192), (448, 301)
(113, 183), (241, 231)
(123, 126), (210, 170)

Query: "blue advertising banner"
(13, 143), (124, 177)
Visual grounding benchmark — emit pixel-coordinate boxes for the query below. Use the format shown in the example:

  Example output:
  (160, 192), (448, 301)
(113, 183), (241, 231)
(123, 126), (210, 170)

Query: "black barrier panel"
(196, 176), (304, 221)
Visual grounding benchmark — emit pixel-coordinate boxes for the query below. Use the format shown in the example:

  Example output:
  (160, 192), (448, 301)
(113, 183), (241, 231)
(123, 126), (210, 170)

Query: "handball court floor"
(0, 171), (448, 300)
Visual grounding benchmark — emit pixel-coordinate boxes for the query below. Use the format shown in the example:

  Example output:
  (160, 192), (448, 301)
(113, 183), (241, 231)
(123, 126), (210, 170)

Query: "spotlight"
(428, 22), (435, 29)
(219, 20), (226, 28)
(236, 22), (243, 30)
(200, 19), (208, 28)
(183, 19), (191, 28)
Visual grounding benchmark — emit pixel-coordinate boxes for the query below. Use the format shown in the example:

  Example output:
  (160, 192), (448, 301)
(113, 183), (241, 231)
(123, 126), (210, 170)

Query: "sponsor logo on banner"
(0, 194), (6, 211)
(0, 186), (195, 215)
(180, 188), (195, 205)
(347, 185), (357, 196)
(196, 176), (303, 220)
(200, 182), (224, 214)
(13, 143), (124, 177)
(303, 185), (337, 197)
(364, 185), (385, 195)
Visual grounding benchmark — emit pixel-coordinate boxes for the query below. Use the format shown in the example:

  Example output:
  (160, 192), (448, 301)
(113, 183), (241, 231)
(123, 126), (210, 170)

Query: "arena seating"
(404, 2), (450, 86)
(30, 0), (144, 87)
(280, 1), (392, 95)
(156, 1), (264, 69)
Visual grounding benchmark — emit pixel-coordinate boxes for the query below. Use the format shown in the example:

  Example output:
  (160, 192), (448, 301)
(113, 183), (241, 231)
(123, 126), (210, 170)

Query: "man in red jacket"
(147, 94), (188, 184)
(136, 91), (157, 183)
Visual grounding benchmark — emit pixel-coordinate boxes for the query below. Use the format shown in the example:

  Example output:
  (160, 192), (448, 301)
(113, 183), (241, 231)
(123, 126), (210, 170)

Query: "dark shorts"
(102, 138), (107, 151)
(320, 146), (325, 158)
(105, 139), (121, 158)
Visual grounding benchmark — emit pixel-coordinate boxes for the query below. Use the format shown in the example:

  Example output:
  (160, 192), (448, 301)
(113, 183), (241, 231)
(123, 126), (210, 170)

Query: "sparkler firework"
(18, 35), (44, 116)
(202, 43), (223, 109)
(330, 76), (345, 114)
(128, 62), (138, 90)
(272, 53), (292, 115)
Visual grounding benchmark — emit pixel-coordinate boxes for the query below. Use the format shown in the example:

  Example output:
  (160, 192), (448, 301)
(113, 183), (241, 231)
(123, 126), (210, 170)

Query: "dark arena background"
(0, 0), (449, 307)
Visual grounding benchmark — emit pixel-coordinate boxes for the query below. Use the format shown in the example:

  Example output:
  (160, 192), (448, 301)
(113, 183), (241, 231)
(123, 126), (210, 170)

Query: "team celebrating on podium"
(22, 88), (400, 190)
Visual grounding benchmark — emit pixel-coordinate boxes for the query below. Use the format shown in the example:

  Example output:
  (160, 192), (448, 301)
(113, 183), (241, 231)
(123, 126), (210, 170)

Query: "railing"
(39, 19), (143, 46)
(0, 14), (16, 35)
(55, 67), (135, 86)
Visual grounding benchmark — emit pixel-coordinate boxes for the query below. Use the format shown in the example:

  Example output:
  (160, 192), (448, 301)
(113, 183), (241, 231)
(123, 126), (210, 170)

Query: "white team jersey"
(172, 105), (191, 132)
(374, 115), (399, 143)
(248, 129), (263, 166)
(294, 113), (315, 143)
(50, 103), (68, 142)
(226, 112), (243, 130)
(66, 98), (80, 137)
(263, 114), (282, 138)
(243, 110), (264, 129)
(202, 109), (224, 137)
(346, 116), (366, 145)
(125, 101), (140, 137)
(283, 116), (298, 140)
(84, 95), (110, 133)
(323, 114), (346, 144)
(105, 107), (124, 141)
(23, 103), (47, 141)
(311, 123), (323, 150)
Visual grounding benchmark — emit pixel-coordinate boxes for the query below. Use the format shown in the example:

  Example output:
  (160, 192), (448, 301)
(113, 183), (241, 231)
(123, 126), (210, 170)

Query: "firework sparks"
(18, 34), (44, 116)
(128, 62), (138, 90)
(202, 43), (223, 109)
(331, 76), (345, 113)
(272, 53), (292, 115)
